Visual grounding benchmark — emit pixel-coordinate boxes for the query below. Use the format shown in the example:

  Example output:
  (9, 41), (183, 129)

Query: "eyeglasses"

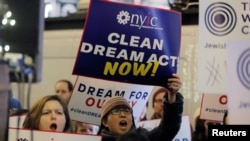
(154, 99), (163, 103)
(110, 108), (132, 115)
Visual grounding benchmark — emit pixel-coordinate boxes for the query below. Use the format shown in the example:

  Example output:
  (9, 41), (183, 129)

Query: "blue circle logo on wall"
(237, 48), (250, 90)
(205, 2), (237, 36)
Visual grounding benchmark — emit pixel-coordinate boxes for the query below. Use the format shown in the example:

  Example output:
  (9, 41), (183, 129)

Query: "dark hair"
(192, 116), (206, 141)
(116, 127), (150, 141)
(222, 110), (228, 125)
(56, 79), (74, 91)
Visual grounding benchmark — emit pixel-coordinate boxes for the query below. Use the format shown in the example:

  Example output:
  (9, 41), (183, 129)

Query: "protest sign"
(198, 0), (249, 94)
(68, 76), (153, 125)
(72, 0), (181, 87)
(8, 128), (101, 141)
(199, 93), (227, 121)
(136, 115), (191, 141)
(227, 40), (250, 124)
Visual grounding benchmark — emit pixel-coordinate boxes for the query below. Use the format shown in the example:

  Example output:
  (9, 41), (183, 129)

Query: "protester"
(74, 121), (96, 135)
(55, 79), (74, 105)
(22, 95), (71, 132)
(192, 115), (222, 141)
(191, 116), (206, 141)
(98, 73), (184, 141)
(55, 79), (99, 134)
(116, 127), (150, 141)
(150, 87), (168, 119)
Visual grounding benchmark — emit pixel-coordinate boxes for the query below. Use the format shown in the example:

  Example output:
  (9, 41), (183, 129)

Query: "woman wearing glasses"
(97, 74), (184, 141)
(150, 87), (169, 119)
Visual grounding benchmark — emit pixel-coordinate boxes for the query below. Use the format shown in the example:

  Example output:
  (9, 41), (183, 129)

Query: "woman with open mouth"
(23, 95), (72, 132)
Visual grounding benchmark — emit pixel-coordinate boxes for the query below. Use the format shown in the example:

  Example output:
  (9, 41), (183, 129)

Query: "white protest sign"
(8, 128), (101, 141)
(199, 93), (228, 121)
(198, 0), (249, 94)
(68, 76), (153, 125)
(9, 115), (26, 128)
(136, 119), (160, 131)
(227, 40), (250, 124)
(136, 115), (191, 141)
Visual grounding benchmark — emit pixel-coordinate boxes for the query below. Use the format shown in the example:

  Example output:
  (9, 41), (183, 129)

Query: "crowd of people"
(7, 73), (188, 141)
(6, 72), (231, 141)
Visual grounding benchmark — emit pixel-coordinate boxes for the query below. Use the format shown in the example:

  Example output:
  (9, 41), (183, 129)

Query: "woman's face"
(153, 92), (165, 116)
(39, 100), (66, 132)
(103, 107), (133, 135)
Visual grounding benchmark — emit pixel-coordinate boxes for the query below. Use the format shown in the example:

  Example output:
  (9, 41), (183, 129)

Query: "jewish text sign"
(227, 40), (250, 124)
(198, 0), (249, 93)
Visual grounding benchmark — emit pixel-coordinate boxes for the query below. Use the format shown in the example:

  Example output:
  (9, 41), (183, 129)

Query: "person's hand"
(166, 74), (182, 103)
(167, 73), (182, 95)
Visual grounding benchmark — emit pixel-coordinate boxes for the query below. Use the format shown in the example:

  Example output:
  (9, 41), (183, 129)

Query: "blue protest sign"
(73, 0), (181, 87)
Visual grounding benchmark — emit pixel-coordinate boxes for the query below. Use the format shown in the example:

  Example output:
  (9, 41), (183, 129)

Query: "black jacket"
(99, 92), (184, 141)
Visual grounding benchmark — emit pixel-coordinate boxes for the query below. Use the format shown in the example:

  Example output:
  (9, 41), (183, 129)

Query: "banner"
(9, 115), (26, 128)
(199, 93), (227, 121)
(8, 128), (101, 141)
(68, 76), (153, 125)
(198, 0), (249, 94)
(227, 40), (250, 124)
(72, 0), (181, 87)
(69, 0), (181, 125)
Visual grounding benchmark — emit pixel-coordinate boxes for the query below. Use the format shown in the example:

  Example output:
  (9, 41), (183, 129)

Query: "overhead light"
(5, 11), (12, 18)
(10, 19), (15, 26)
(2, 18), (7, 25)
(4, 44), (10, 52)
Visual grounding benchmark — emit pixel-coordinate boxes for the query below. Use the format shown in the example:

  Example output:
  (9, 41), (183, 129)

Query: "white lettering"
(107, 32), (163, 50)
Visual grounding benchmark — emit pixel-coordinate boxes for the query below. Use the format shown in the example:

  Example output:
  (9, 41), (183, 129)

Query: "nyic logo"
(117, 10), (131, 25)
(237, 48), (250, 90)
(205, 2), (237, 36)
(116, 10), (162, 30)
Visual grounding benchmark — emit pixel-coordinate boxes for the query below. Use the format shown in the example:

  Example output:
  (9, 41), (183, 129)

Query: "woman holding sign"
(98, 73), (183, 141)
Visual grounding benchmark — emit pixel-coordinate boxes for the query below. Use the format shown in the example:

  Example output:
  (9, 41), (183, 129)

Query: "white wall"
(11, 25), (201, 128)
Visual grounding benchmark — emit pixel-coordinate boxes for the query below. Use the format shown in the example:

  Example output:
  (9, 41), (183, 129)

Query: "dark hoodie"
(98, 92), (184, 141)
